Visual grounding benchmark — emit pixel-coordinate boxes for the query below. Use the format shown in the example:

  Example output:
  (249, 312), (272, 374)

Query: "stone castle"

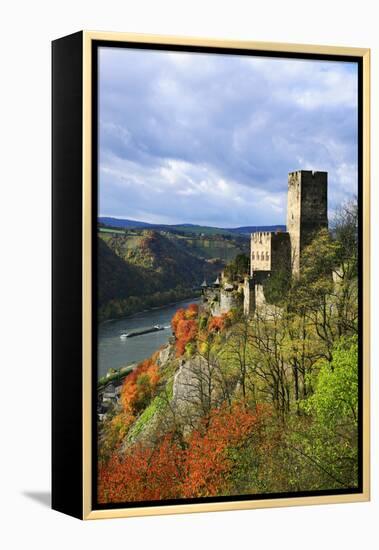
(202, 170), (328, 316)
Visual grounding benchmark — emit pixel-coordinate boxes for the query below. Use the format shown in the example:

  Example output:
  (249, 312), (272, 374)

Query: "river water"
(97, 298), (200, 379)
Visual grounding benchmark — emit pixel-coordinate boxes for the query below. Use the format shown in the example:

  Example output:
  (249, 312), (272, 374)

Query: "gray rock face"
(157, 344), (171, 366)
(172, 355), (224, 426)
(173, 356), (205, 409)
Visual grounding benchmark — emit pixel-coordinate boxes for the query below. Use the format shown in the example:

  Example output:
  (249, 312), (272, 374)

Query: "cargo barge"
(120, 325), (165, 339)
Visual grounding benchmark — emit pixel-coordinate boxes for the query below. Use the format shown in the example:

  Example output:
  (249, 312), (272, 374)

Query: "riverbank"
(97, 297), (201, 379)
(99, 288), (201, 324)
(98, 363), (136, 389)
(99, 292), (201, 326)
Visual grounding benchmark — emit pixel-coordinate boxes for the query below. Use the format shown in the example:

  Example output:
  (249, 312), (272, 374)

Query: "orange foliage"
(182, 403), (266, 497)
(171, 304), (199, 356)
(120, 357), (160, 415)
(208, 315), (224, 333)
(171, 308), (186, 334)
(207, 312), (233, 334)
(175, 319), (198, 356)
(185, 303), (199, 319)
(98, 403), (270, 503)
(98, 435), (184, 503)
(99, 411), (136, 462)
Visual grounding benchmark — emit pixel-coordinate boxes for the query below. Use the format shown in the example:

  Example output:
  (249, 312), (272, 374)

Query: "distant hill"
(228, 225), (287, 235)
(98, 237), (147, 306)
(99, 217), (286, 237)
(98, 231), (224, 321)
(100, 217), (153, 229)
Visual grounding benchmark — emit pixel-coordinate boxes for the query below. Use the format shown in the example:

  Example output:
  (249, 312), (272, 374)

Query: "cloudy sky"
(98, 46), (358, 227)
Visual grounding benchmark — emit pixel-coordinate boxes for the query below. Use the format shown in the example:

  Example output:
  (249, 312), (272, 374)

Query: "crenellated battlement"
(250, 230), (291, 275)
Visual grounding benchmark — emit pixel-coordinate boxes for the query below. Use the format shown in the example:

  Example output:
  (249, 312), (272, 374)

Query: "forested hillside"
(98, 202), (359, 502)
(98, 230), (235, 321)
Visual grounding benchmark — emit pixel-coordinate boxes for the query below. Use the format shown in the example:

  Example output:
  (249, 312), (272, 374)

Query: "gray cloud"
(99, 47), (358, 226)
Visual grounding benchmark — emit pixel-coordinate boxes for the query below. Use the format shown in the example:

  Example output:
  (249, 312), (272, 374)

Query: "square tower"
(250, 231), (291, 276)
(286, 170), (328, 275)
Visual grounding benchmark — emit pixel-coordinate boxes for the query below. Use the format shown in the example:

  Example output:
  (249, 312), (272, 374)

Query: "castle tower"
(286, 170), (328, 275)
(250, 231), (291, 276)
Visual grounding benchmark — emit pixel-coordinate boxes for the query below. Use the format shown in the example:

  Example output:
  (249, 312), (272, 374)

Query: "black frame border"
(52, 31), (84, 519)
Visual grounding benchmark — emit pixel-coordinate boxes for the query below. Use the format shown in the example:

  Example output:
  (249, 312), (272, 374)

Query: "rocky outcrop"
(156, 343), (172, 366)
(172, 354), (225, 430)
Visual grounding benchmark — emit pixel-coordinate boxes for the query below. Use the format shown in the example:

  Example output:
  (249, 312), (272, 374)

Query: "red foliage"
(182, 403), (265, 497)
(98, 403), (270, 503)
(208, 315), (225, 333)
(98, 435), (184, 503)
(185, 303), (199, 319)
(171, 308), (186, 334)
(207, 312), (233, 334)
(175, 319), (198, 356)
(171, 305), (199, 356)
(120, 357), (160, 414)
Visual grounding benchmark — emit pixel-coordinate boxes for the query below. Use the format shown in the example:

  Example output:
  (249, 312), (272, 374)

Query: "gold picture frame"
(52, 31), (370, 520)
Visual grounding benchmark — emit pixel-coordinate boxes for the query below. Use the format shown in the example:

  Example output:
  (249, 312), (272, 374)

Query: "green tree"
(263, 269), (291, 306)
(223, 253), (250, 282)
(291, 336), (359, 489)
(332, 198), (358, 279)
(304, 336), (358, 426)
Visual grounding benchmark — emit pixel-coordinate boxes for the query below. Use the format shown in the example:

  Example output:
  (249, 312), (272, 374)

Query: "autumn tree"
(98, 435), (184, 503)
(172, 304), (199, 356)
(120, 357), (160, 415)
(98, 403), (270, 503)
(182, 403), (267, 497)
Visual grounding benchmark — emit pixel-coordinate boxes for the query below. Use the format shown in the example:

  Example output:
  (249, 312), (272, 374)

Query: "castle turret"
(213, 276), (220, 287)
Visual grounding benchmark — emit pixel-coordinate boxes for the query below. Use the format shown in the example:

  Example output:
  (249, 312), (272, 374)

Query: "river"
(97, 297), (200, 379)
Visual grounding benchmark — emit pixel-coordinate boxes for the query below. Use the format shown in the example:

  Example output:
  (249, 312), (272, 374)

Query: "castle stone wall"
(270, 232), (291, 274)
(300, 171), (328, 249)
(251, 231), (291, 276)
(243, 277), (255, 317)
(287, 171), (302, 275)
(255, 284), (266, 309)
(250, 231), (272, 273)
(220, 290), (240, 314)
